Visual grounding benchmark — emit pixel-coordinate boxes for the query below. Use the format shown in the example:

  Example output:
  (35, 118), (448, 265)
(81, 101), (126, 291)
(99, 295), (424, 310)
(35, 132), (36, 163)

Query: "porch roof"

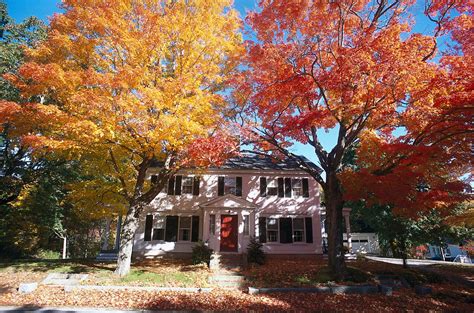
(198, 194), (257, 209)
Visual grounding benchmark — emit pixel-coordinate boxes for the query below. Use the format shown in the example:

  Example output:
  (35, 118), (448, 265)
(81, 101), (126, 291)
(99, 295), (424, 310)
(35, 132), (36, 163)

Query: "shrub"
(247, 236), (265, 265)
(35, 249), (61, 260)
(192, 241), (213, 266)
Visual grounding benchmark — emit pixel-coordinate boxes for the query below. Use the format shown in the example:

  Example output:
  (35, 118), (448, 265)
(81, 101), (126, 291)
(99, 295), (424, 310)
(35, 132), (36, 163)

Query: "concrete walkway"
(365, 256), (473, 266)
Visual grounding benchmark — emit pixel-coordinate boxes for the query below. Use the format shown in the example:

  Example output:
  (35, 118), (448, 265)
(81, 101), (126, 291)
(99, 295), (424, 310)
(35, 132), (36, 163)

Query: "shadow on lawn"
(134, 257), (207, 273)
(0, 259), (114, 273)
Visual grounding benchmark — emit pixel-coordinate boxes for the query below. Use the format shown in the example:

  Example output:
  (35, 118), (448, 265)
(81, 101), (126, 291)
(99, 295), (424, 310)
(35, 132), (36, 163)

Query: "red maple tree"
(236, 0), (473, 277)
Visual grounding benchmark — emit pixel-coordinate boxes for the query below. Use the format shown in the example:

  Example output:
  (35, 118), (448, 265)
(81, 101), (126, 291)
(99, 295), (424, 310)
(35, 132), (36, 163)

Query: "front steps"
(209, 253), (246, 290)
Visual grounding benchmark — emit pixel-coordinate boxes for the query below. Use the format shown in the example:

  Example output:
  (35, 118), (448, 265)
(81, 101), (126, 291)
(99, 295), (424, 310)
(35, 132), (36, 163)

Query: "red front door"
(220, 215), (238, 252)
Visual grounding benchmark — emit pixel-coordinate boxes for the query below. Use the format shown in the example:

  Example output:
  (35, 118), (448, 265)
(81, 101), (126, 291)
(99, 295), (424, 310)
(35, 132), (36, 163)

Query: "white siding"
(133, 169), (323, 256)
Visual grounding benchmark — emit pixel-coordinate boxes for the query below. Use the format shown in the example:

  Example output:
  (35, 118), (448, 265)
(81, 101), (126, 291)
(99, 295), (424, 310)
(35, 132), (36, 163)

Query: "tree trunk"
(114, 214), (122, 252)
(324, 171), (346, 280)
(115, 204), (142, 277)
(62, 236), (67, 259)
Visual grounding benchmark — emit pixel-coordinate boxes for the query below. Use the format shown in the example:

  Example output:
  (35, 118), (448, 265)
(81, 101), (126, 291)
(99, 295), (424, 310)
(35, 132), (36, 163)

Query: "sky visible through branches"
(5, 0), (452, 171)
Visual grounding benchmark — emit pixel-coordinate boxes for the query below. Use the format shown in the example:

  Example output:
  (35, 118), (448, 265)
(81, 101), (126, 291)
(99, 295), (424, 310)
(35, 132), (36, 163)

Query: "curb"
(248, 284), (391, 295)
(63, 285), (213, 293)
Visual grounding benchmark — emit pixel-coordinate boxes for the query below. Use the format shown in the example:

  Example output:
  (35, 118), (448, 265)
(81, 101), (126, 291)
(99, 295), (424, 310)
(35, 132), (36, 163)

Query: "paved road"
(365, 256), (474, 266)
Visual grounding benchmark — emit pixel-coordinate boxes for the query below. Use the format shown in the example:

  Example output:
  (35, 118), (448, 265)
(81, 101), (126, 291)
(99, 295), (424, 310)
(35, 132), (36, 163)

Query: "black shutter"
(236, 177), (242, 196)
(167, 176), (175, 195)
(302, 178), (309, 198)
(191, 216), (200, 242)
(152, 229), (164, 241)
(305, 217), (313, 243)
(258, 217), (267, 243)
(218, 176), (225, 196)
(144, 215), (153, 241)
(279, 218), (293, 243)
(192, 176), (200, 196)
(284, 178), (292, 198)
(277, 177), (284, 198)
(165, 216), (179, 242)
(260, 177), (267, 197)
(151, 175), (158, 185)
(174, 175), (182, 195)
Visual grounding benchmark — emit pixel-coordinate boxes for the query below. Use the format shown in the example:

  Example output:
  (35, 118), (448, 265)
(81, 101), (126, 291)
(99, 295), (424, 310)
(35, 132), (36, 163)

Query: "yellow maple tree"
(1, 0), (242, 276)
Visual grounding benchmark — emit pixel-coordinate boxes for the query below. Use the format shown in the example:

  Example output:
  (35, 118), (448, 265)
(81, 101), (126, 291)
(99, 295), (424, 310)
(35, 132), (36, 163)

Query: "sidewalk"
(0, 307), (192, 313)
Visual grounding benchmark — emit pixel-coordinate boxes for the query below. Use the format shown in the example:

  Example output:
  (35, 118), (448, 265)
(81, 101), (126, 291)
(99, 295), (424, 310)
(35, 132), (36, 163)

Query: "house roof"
(210, 155), (321, 172)
(151, 154), (321, 172)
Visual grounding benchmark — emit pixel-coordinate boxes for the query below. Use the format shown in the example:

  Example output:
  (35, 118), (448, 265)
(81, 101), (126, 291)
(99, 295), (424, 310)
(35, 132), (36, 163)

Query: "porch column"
(343, 207), (352, 253)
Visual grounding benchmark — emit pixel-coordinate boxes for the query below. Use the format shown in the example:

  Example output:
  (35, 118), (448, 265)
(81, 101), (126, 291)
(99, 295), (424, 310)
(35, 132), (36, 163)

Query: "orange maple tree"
(236, 0), (473, 277)
(0, 0), (242, 276)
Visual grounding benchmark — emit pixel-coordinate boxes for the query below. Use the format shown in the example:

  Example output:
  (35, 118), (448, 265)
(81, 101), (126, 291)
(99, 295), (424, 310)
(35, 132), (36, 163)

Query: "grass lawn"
(0, 258), (210, 287)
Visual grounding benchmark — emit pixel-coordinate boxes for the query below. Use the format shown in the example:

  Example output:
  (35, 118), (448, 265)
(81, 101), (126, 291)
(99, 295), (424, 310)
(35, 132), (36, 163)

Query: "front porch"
(200, 194), (257, 254)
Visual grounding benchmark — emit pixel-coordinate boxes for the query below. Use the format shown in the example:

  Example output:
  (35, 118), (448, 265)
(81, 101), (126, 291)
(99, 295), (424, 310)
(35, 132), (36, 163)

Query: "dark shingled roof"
(211, 155), (321, 172)
(151, 154), (321, 172)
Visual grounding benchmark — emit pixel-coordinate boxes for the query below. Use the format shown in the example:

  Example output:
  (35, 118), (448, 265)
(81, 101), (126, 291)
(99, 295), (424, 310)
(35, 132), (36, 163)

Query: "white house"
(132, 155), (325, 257)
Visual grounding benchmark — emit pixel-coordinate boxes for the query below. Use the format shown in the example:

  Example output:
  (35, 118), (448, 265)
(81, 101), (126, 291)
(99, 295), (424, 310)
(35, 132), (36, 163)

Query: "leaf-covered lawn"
(0, 285), (473, 312)
(0, 257), (472, 311)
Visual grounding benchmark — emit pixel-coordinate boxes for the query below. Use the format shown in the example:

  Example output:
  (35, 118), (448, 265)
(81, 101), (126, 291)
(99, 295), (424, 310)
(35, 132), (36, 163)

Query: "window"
(167, 175), (200, 196)
(292, 178), (303, 197)
(152, 216), (165, 241)
(179, 216), (191, 241)
(218, 176), (242, 196)
(259, 216), (312, 244)
(182, 177), (193, 194)
(267, 218), (278, 242)
(209, 214), (216, 235)
(224, 177), (237, 195)
(243, 215), (250, 236)
(267, 179), (278, 196)
(292, 218), (304, 242)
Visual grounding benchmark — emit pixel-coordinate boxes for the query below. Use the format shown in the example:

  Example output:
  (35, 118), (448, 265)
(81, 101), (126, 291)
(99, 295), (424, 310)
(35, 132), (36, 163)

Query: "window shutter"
(151, 175), (158, 185)
(305, 217), (313, 243)
(218, 176), (225, 196)
(279, 218), (293, 243)
(191, 216), (200, 242)
(236, 177), (243, 196)
(258, 217), (267, 243)
(277, 177), (284, 198)
(165, 216), (179, 242)
(284, 178), (292, 198)
(174, 175), (182, 195)
(144, 215), (153, 241)
(192, 176), (200, 196)
(302, 178), (309, 198)
(167, 176), (175, 195)
(260, 177), (267, 197)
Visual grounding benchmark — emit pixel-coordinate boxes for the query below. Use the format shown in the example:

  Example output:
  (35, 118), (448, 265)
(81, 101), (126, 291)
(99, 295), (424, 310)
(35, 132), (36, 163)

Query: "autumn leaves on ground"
(0, 257), (472, 311)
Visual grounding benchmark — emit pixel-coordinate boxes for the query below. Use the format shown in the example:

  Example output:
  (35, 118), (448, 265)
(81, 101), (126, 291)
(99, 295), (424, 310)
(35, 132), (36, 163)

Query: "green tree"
(349, 201), (473, 267)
